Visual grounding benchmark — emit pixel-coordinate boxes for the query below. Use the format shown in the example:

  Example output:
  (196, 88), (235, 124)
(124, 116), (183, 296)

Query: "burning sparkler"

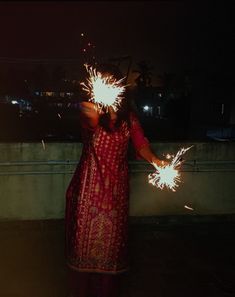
(148, 146), (193, 192)
(80, 64), (126, 112)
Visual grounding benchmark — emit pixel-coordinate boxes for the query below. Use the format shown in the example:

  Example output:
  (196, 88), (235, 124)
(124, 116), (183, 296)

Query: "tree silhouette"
(133, 60), (153, 88)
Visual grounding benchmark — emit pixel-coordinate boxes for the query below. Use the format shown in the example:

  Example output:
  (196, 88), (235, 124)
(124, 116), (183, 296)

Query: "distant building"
(32, 79), (79, 99)
(188, 74), (233, 140)
(134, 86), (168, 119)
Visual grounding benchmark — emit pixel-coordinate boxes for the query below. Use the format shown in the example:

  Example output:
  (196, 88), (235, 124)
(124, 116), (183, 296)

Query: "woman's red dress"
(65, 112), (149, 274)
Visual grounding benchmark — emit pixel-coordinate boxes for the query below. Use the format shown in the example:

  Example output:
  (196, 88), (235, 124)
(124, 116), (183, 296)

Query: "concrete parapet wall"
(0, 142), (235, 220)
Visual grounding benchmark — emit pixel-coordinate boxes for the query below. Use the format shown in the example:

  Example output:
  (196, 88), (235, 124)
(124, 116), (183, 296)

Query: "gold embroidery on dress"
(105, 176), (110, 188)
(88, 213), (113, 263)
(95, 183), (100, 193)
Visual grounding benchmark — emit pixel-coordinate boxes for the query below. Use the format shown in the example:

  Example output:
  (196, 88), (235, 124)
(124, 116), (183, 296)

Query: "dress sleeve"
(79, 112), (95, 131)
(130, 112), (150, 158)
(79, 104), (98, 132)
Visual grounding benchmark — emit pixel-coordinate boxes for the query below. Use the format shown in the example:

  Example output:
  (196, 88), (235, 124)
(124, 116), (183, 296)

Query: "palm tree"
(133, 60), (153, 88)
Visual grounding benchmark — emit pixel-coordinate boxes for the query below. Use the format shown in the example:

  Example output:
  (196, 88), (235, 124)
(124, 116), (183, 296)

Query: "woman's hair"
(95, 63), (133, 132)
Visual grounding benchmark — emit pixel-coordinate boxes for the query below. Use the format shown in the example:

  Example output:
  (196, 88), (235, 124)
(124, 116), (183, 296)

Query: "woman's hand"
(79, 101), (96, 113)
(79, 101), (101, 128)
(80, 101), (105, 115)
(137, 145), (170, 167)
(151, 156), (170, 168)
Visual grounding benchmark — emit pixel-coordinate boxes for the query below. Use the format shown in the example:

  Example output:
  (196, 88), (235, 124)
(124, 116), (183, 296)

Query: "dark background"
(0, 1), (234, 142)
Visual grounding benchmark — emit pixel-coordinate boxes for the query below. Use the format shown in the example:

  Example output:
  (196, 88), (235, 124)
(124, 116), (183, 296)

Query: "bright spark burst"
(148, 146), (193, 192)
(80, 64), (126, 112)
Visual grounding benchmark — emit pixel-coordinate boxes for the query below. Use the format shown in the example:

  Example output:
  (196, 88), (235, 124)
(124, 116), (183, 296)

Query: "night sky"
(0, 1), (233, 79)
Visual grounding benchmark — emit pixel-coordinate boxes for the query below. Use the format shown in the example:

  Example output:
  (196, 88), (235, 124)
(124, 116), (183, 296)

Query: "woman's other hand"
(79, 101), (101, 128)
(79, 101), (96, 114)
(151, 157), (170, 168)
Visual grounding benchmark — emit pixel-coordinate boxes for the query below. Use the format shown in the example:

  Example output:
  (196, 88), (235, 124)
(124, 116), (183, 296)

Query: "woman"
(65, 64), (166, 297)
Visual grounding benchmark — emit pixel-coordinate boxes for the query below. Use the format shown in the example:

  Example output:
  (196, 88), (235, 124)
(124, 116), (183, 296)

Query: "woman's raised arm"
(79, 101), (100, 129)
(130, 112), (167, 166)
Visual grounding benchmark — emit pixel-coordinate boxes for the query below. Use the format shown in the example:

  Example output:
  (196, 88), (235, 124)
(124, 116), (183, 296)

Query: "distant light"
(88, 42), (91, 46)
(83, 48), (86, 52)
(11, 100), (18, 104)
(81, 33), (84, 37)
(143, 105), (149, 111)
(158, 93), (162, 97)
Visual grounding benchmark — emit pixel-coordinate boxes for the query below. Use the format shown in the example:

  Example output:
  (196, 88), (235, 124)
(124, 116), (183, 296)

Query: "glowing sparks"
(148, 164), (180, 192)
(166, 153), (173, 160)
(184, 205), (194, 211)
(41, 139), (46, 150)
(148, 146), (193, 192)
(80, 64), (126, 112)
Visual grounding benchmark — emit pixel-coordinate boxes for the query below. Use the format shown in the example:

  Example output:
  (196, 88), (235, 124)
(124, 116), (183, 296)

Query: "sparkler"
(148, 146), (193, 192)
(80, 64), (126, 112)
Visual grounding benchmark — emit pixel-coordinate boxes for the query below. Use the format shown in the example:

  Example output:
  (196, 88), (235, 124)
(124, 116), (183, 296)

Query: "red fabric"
(65, 112), (149, 274)
(129, 112), (150, 160)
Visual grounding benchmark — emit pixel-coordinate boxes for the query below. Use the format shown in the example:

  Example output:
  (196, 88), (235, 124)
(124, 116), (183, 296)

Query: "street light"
(143, 105), (150, 111)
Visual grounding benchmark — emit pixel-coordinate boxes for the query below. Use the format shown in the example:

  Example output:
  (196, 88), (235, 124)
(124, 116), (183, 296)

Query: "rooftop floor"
(0, 219), (235, 297)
